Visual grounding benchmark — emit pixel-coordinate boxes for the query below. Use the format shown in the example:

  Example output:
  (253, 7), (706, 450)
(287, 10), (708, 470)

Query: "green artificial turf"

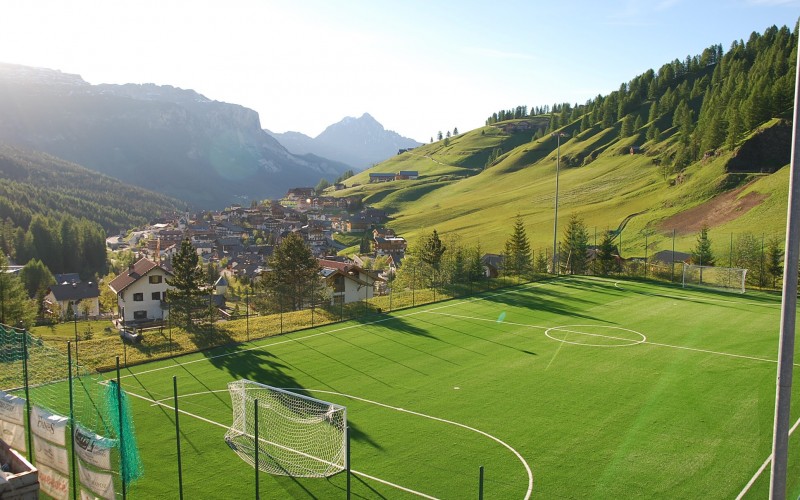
(18, 276), (800, 498)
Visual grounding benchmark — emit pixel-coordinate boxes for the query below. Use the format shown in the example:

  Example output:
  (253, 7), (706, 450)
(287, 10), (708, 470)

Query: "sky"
(0, 1), (798, 143)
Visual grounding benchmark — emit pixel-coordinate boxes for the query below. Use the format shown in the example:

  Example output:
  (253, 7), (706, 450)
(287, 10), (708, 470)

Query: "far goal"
(682, 264), (748, 294)
(224, 380), (347, 478)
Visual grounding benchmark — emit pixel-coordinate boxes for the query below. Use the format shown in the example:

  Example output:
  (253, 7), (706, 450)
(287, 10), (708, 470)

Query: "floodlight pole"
(552, 132), (566, 275)
(770, 41), (800, 500)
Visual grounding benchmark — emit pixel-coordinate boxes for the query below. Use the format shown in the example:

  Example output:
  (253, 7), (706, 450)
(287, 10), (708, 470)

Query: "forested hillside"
(0, 144), (185, 276)
(339, 24), (797, 259)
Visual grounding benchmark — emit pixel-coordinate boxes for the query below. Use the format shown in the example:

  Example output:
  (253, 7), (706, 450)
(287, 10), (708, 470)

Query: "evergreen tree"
(534, 250), (549, 274)
(691, 225), (715, 267)
(315, 178), (330, 194)
(561, 214), (589, 274)
(504, 215), (532, 276)
(18, 258), (54, 298)
(166, 238), (206, 328)
(261, 232), (321, 311)
(419, 229), (446, 272)
(620, 114), (635, 138)
(596, 231), (617, 276)
(0, 253), (35, 327)
(453, 127), (459, 135)
(766, 235), (784, 288)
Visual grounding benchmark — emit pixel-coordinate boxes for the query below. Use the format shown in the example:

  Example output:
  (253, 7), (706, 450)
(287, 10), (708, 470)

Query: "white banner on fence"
(0, 419), (26, 452)
(78, 459), (115, 500)
(74, 424), (114, 470)
(81, 489), (103, 500)
(38, 463), (70, 500)
(30, 405), (68, 446)
(0, 390), (24, 425)
(34, 434), (69, 475)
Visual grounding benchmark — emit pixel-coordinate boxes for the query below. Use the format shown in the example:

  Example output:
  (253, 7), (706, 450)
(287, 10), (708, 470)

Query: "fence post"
(478, 465), (484, 500)
(68, 342), (78, 500)
(116, 357), (127, 500)
(346, 426), (351, 499)
(671, 229), (676, 282)
(255, 398), (260, 500)
(20, 324), (33, 461)
(174, 376), (184, 500)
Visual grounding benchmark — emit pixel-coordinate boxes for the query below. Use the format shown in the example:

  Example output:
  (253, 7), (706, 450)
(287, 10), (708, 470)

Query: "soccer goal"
(681, 264), (748, 294)
(224, 379), (347, 478)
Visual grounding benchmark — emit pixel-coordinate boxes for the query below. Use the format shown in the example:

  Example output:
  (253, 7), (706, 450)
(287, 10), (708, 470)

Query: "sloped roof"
(108, 257), (173, 294)
(48, 281), (100, 302)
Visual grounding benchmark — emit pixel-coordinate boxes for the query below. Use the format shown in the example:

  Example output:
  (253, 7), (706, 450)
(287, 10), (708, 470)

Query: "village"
(38, 187), (411, 331)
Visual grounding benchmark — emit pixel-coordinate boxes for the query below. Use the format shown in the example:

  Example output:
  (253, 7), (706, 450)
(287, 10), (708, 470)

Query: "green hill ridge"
(336, 24), (797, 260)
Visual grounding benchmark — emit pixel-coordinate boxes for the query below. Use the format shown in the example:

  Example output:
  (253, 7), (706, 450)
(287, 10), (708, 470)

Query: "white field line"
(123, 279), (558, 380)
(424, 311), (796, 366)
(155, 387), (532, 500)
(124, 387), (439, 499)
(735, 416), (800, 499)
(612, 280), (780, 309)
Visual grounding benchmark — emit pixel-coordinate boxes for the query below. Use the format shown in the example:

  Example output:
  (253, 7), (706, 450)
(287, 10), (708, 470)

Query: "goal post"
(681, 264), (748, 294)
(224, 379), (347, 478)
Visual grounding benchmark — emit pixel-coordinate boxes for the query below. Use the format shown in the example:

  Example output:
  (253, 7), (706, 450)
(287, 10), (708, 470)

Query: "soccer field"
(70, 276), (800, 498)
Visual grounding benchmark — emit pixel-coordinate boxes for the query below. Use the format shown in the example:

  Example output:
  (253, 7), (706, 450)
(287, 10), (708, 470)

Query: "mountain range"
(267, 113), (421, 169)
(0, 64), (412, 208)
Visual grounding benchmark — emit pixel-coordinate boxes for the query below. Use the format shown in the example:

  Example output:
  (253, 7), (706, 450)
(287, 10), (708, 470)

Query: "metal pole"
(645, 233), (648, 279)
(730, 232), (734, 268)
(478, 465), (484, 500)
(346, 426), (351, 500)
(552, 133), (563, 275)
(68, 342), (77, 500)
(73, 305), (78, 368)
(672, 229), (676, 282)
(174, 376), (184, 500)
(116, 357), (127, 500)
(20, 324), (33, 461)
(769, 42), (800, 500)
(246, 287), (250, 342)
(255, 398), (260, 500)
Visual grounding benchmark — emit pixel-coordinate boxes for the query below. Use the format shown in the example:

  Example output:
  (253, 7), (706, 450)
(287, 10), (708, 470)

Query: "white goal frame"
(681, 263), (748, 294)
(224, 380), (347, 478)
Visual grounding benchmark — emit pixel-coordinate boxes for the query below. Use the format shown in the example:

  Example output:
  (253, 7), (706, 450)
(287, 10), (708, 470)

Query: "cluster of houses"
(91, 188), (411, 327)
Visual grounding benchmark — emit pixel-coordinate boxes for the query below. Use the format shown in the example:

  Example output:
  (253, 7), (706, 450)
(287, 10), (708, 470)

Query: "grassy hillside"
(336, 119), (790, 259)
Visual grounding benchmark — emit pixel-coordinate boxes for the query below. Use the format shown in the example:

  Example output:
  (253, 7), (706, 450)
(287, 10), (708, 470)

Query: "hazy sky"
(1, 1), (798, 142)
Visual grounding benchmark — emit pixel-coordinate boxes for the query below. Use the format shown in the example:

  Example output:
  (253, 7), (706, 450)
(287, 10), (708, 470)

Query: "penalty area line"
(123, 387), (440, 499)
(736, 415), (800, 499)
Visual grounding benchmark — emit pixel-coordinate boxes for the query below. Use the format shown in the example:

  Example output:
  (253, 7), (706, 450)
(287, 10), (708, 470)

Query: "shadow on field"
(205, 346), (307, 391)
(486, 285), (607, 323)
(608, 277), (779, 307)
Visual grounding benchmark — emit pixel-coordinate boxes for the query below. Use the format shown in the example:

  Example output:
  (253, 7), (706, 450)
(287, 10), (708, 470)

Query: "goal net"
(224, 380), (347, 478)
(682, 264), (748, 294)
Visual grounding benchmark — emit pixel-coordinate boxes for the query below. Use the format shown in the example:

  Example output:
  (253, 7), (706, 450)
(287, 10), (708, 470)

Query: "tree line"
(482, 24), (796, 173)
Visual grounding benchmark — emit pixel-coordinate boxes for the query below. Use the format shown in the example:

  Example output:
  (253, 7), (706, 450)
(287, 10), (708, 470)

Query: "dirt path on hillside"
(658, 185), (767, 235)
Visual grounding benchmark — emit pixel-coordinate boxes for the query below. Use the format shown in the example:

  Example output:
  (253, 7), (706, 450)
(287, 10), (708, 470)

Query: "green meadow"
(22, 276), (800, 498)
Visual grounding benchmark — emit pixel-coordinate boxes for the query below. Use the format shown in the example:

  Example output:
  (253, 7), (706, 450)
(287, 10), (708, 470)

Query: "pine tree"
(167, 238), (206, 328)
(691, 225), (715, 267)
(596, 231), (617, 275)
(0, 253), (35, 327)
(504, 215), (532, 276)
(561, 214), (589, 274)
(766, 235), (784, 288)
(419, 230), (446, 271)
(262, 232), (322, 311)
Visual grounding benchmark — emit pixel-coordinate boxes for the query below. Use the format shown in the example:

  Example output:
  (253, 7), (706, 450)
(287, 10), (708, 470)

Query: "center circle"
(544, 325), (646, 347)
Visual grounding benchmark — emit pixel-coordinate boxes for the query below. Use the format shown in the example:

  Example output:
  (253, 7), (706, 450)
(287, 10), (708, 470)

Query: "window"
(133, 293), (144, 302)
(149, 275), (162, 284)
(152, 292), (161, 300)
(133, 310), (147, 320)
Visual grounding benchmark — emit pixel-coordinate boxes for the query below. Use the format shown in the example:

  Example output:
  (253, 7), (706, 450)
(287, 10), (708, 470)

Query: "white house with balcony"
(318, 259), (381, 305)
(108, 257), (174, 326)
